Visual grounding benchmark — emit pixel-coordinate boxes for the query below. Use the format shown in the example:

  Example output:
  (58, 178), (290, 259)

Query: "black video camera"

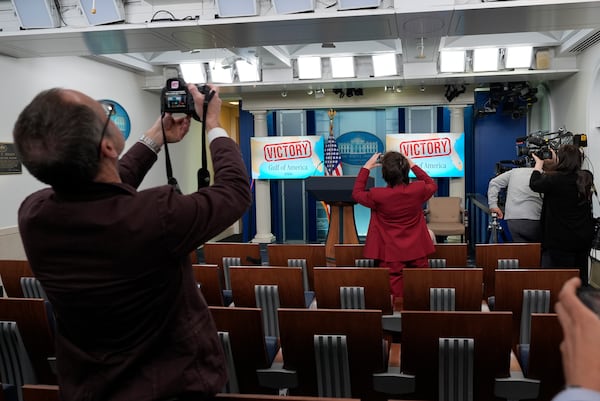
(160, 78), (211, 121)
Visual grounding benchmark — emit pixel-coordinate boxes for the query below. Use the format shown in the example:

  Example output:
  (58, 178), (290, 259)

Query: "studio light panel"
(338, 0), (381, 10)
(79, 0), (125, 25)
(216, 0), (259, 17)
(272, 0), (315, 14)
(11, 0), (60, 29)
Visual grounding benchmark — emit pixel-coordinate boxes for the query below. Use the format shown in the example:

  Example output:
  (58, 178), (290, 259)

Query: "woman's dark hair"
(555, 144), (583, 173)
(577, 169), (595, 203)
(13, 88), (103, 190)
(381, 151), (410, 187)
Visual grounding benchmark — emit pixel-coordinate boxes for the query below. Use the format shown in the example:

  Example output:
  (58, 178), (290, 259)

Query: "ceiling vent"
(569, 30), (600, 53)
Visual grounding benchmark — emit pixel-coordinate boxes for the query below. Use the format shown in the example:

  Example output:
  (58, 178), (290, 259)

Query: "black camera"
(160, 78), (211, 121)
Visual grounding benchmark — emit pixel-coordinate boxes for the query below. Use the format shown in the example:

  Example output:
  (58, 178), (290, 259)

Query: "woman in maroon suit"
(352, 151), (437, 302)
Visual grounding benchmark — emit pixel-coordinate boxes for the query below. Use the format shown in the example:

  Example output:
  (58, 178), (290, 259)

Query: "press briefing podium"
(306, 176), (374, 265)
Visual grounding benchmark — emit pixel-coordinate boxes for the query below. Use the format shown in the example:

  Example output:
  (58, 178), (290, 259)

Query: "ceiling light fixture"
(331, 56), (355, 78)
(298, 56), (322, 80)
(440, 50), (466, 73)
(272, 0), (315, 14)
(505, 46), (533, 69)
(180, 62), (206, 84)
(215, 0), (259, 17)
(473, 48), (500, 72)
(372, 53), (397, 77)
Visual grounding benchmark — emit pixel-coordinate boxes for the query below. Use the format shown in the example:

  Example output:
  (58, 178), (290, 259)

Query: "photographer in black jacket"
(530, 144), (595, 284)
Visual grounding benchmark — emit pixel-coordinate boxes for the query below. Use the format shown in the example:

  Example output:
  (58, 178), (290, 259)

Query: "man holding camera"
(487, 166), (543, 242)
(13, 83), (251, 401)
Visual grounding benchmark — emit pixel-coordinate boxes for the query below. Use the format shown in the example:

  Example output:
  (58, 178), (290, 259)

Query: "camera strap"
(197, 94), (213, 189)
(160, 114), (182, 194)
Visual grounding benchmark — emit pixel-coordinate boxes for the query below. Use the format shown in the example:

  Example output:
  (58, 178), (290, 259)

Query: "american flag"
(324, 134), (343, 176)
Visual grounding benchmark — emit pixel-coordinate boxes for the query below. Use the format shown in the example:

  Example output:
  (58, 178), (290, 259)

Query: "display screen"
(386, 133), (465, 178)
(251, 136), (325, 179)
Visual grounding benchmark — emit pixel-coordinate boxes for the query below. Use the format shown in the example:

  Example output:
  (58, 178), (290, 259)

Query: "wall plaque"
(0, 143), (22, 174)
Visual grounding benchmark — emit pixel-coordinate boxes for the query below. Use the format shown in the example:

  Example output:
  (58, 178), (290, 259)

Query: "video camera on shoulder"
(160, 78), (211, 121)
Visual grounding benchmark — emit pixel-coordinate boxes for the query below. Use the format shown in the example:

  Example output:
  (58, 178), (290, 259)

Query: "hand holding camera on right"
(188, 84), (222, 132)
(555, 277), (600, 393)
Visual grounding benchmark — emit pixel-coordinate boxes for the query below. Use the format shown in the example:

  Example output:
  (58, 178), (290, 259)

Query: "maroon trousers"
(380, 256), (429, 299)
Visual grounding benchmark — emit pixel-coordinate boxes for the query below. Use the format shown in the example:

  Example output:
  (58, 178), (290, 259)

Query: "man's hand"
(489, 207), (504, 219)
(555, 277), (600, 392)
(161, 114), (191, 143)
(188, 84), (222, 132)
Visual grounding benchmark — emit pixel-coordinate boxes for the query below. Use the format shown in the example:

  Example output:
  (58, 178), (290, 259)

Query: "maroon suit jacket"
(18, 138), (251, 401)
(352, 166), (437, 262)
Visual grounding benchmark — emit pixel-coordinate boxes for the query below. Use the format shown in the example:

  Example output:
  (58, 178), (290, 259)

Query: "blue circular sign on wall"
(336, 131), (384, 166)
(99, 99), (131, 140)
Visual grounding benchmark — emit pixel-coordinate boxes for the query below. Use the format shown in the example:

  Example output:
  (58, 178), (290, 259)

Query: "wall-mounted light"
(444, 84), (466, 102)
(419, 85), (426, 92)
(281, 90), (288, 98)
(315, 88), (325, 98)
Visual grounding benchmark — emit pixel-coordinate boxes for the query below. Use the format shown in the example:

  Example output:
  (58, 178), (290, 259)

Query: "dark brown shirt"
(18, 137), (251, 401)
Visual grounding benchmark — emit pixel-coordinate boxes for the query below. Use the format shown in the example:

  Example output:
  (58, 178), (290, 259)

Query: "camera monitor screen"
(251, 136), (325, 179)
(386, 133), (465, 178)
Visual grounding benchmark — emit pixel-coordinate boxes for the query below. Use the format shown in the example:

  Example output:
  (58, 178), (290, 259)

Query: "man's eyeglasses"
(98, 102), (116, 158)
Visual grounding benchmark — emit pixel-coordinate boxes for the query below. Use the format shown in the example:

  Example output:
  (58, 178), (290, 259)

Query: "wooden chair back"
(192, 264), (224, 306)
(475, 243), (542, 298)
(0, 260), (34, 298)
(277, 308), (386, 401)
(333, 244), (365, 267)
(401, 311), (512, 401)
(21, 385), (59, 401)
(0, 298), (55, 385)
(216, 394), (360, 401)
(229, 267), (306, 308)
(403, 268), (483, 311)
(494, 268), (577, 350)
(427, 243), (468, 266)
(203, 242), (262, 267)
(209, 306), (273, 394)
(527, 313), (564, 401)
(313, 267), (392, 314)
(267, 244), (326, 290)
